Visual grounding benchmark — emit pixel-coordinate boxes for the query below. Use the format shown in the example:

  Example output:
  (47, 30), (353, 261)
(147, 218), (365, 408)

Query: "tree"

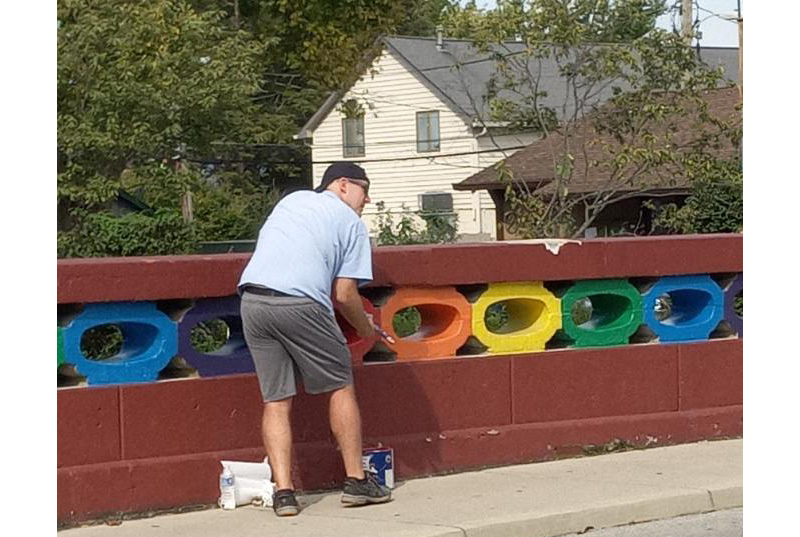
(397, 0), (455, 37)
(57, 0), (282, 256)
(442, 0), (662, 42)
(58, 0), (460, 257)
(442, 0), (740, 238)
(649, 154), (743, 234)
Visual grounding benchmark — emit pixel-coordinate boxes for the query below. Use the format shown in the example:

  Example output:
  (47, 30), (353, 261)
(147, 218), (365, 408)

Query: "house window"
(416, 111), (440, 152)
(342, 116), (365, 157)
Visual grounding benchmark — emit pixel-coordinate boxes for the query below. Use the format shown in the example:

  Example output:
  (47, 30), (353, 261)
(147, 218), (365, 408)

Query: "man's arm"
(333, 277), (375, 340)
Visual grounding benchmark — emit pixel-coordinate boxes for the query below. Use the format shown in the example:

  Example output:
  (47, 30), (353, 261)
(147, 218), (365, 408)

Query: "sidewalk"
(61, 439), (742, 537)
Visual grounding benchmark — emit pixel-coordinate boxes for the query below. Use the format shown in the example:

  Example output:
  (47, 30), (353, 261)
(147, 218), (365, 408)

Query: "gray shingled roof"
(453, 86), (742, 193)
(296, 35), (739, 139)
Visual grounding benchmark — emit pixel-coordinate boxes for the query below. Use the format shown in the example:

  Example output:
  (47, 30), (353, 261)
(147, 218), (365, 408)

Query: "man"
(238, 161), (391, 517)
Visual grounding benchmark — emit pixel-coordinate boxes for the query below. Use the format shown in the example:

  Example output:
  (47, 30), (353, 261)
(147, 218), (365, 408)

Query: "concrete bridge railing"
(57, 234), (743, 524)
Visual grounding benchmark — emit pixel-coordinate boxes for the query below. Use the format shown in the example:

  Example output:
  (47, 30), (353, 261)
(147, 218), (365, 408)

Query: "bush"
(374, 201), (459, 245)
(651, 157), (743, 234)
(393, 307), (421, 338)
(57, 209), (197, 257)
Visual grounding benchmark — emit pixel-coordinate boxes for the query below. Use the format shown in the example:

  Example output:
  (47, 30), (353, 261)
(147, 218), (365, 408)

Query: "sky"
(465, 1), (742, 48)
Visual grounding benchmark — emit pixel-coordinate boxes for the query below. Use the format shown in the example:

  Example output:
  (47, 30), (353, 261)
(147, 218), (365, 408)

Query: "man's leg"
(328, 384), (365, 479)
(262, 396), (294, 490)
(330, 384), (392, 505)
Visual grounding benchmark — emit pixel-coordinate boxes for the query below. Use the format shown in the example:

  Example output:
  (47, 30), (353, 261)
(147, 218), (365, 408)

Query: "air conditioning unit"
(418, 192), (453, 213)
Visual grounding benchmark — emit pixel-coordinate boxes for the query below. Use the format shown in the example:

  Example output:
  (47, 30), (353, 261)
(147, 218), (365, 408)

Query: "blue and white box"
(362, 447), (394, 488)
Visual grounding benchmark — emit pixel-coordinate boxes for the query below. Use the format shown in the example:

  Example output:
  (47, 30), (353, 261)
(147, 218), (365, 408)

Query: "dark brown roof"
(454, 86), (742, 195)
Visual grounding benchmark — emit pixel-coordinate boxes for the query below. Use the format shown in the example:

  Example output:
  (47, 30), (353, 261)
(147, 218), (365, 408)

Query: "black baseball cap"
(315, 161), (370, 193)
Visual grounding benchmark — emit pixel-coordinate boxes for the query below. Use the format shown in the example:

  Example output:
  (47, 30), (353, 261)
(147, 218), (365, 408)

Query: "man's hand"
(334, 278), (379, 341)
(356, 313), (376, 340)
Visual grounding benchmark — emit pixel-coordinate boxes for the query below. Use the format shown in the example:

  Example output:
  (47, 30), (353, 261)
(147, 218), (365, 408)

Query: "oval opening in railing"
(392, 306), (421, 338)
(177, 296), (254, 377)
(400, 304), (459, 340)
(189, 319), (233, 354)
(63, 302), (178, 385)
(80, 323), (125, 360)
(657, 290), (713, 326)
(378, 287), (471, 361)
(472, 282), (561, 354)
(642, 276), (724, 342)
(558, 280), (644, 348)
(484, 299), (545, 334)
(575, 295), (630, 329)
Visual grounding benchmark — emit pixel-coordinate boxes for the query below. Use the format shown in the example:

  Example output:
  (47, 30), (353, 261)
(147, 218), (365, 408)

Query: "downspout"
(471, 123), (489, 235)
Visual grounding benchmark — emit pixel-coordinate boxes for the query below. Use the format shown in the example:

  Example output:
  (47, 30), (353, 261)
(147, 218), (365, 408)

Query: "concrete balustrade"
(57, 235), (743, 524)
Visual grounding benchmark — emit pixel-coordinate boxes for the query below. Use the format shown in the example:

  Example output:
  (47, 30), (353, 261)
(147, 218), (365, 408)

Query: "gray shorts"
(240, 292), (352, 402)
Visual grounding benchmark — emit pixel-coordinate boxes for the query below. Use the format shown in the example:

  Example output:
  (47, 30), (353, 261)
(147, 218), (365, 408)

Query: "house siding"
(308, 48), (536, 239)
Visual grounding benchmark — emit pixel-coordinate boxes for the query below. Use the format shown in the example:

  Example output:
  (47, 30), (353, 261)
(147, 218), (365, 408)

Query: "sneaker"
(272, 489), (299, 516)
(341, 474), (392, 506)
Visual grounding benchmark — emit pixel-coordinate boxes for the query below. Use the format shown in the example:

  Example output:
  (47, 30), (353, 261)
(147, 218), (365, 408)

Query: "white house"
(295, 35), (542, 240)
(295, 36), (738, 241)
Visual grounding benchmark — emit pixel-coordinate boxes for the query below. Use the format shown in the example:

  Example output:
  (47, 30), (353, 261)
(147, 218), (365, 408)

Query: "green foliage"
(257, 0), (440, 90)
(80, 325), (124, 360)
(119, 163), (280, 242)
(57, 209), (197, 258)
(501, 160), (577, 238)
(79, 317), (231, 363)
(374, 201), (459, 245)
(393, 307), (422, 338)
(58, 0), (271, 196)
(485, 302), (509, 332)
(650, 157), (743, 234)
(397, 0), (454, 37)
(441, 0), (520, 41)
(58, 0), (282, 257)
(442, 0), (663, 43)
(190, 319), (230, 353)
(58, 0), (458, 257)
(456, 1), (739, 238)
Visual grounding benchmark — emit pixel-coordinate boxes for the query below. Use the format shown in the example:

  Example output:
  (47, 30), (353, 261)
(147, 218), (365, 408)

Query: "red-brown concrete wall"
(57, 234), (742, 303)
(58, 340), (743, 523)
(56, 235), (743, 523)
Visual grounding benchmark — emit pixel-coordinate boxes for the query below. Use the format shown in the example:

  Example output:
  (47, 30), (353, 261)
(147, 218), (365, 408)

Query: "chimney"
(436, 25), (444, 51)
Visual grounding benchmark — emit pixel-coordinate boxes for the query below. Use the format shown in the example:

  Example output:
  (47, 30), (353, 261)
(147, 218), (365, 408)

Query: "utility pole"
(738, 16), (743, 97)
(681, 0), (693, 45)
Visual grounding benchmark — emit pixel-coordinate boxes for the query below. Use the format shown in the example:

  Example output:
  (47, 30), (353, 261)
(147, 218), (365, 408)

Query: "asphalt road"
(559, 508), (743, 537)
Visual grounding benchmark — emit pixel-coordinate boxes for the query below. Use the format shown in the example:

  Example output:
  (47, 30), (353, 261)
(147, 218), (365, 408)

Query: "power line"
(694, 4), (740, 24)
(307, 131), (537, 149)
(185, 145), (528, 166)
(310, 145), (527, 165)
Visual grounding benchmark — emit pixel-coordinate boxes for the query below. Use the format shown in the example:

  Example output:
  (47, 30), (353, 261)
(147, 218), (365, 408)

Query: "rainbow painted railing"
(58, 237), (742, 386)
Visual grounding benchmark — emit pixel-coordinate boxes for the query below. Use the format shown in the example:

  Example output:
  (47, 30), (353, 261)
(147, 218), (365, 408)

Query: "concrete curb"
(59, 440), (743, 537)
(457, 486), (743, 537)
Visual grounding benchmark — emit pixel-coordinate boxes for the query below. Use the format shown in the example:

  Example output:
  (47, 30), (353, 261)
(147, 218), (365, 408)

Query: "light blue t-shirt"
(238, 190), (373, 313)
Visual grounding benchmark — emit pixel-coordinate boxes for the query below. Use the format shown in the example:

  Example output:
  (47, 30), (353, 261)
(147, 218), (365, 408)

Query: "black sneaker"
(272, 489), (299, 516)
(341, 474), (392, 506)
